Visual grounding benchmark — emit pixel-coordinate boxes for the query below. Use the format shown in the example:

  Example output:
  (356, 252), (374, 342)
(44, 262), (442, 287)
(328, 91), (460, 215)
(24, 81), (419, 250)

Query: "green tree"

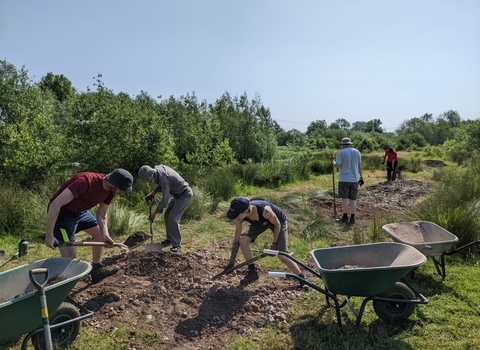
(335, 118), (351, 130)
(0, 61), (64, 187)
(306, 119), (327, 136)
(38, 72), (75, 103)
(66, 79), (176, 175)
(211, 92), (277, 163)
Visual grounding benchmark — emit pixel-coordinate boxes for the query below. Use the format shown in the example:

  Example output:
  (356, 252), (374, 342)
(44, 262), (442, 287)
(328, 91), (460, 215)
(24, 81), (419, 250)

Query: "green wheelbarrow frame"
(0, 258), (93, 349)
(266, 242), (429, 331)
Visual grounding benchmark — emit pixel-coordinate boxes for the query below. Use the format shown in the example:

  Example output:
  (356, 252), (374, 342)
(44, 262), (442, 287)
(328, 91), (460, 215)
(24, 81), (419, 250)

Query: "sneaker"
(91, 263), (119, 284)
(350, 215), (355, 224)
(160, 240), (171, 248)
(248, 264), (257, 272)
(170, 246), (181, 253)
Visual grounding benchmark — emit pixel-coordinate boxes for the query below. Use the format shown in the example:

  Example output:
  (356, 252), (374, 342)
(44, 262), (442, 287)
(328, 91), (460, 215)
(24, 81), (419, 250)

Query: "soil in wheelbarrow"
(70, 242), (313, 350)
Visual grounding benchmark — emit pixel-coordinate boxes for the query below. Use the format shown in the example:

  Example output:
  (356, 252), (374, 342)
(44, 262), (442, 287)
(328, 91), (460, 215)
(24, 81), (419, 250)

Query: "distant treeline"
(1, 60), (479, 189)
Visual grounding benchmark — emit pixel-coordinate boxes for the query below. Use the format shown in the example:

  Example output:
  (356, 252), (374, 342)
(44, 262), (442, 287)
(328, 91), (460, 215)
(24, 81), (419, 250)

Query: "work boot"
(350, 215), (356, 225)
(248, 264), (257, 272)
(90, 263), (119, 284)
(341, 214), (349, 224)
(160, 239), (171, 248)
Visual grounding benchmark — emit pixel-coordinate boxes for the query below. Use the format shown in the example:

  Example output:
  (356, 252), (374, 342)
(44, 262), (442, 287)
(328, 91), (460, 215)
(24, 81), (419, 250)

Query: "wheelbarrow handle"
(268, 272), (287, 278)
(29, 268), (49, 290)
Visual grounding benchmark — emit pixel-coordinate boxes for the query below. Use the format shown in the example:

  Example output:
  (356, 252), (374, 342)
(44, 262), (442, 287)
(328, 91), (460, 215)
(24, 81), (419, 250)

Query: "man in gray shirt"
(138, 165), (192, 252)
(329, 138), (364, 224)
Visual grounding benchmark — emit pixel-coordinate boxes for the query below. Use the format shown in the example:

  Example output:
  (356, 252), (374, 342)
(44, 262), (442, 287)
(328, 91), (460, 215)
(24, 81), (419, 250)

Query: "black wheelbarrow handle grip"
(29, 268), (49, 290)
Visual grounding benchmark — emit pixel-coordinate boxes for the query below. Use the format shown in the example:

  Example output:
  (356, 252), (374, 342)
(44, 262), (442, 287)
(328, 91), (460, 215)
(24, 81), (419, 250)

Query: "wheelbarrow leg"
(29, 268), (53, 350)
(431, 255), (446, 278)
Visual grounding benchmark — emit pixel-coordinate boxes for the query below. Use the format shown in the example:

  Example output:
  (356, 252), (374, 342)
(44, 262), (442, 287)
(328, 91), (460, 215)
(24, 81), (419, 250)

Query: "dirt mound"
(65, 179), (433, 349)
(310, 179), (434, 223)
(422, 160), (447, 167)
(71, 248), (305, 349)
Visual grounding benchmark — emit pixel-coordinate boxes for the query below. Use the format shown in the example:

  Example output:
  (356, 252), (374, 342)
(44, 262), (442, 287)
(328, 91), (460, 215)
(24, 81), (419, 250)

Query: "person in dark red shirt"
(382, 148), (398, 181)
(45, 169), (133, 283)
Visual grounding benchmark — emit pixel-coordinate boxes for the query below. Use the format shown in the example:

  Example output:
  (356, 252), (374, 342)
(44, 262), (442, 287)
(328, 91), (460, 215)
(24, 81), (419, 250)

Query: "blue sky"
(1, 1), (479, 132)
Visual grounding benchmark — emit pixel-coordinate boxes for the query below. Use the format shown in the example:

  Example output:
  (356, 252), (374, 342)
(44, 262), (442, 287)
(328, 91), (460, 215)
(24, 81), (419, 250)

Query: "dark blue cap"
(226, 197), (250, 219)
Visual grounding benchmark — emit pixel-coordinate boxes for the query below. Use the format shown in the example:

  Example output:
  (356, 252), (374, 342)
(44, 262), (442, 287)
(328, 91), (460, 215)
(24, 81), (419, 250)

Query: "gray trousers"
(164, 187), (192, 247)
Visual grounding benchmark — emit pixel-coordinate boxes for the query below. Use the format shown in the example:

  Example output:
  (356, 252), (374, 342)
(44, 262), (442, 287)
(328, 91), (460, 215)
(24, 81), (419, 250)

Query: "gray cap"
(105, 169), (133, 192)
(138, 165), (155, 182)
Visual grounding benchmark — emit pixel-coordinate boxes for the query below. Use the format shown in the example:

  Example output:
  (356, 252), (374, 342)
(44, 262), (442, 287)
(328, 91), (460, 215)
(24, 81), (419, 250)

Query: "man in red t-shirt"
(45, 169), (133, 283)
(382, 148), (398, 181)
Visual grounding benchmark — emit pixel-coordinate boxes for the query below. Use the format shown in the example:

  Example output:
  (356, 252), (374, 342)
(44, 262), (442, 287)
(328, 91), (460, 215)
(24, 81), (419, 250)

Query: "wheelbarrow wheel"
(373, 282), (416, 323)
(31, 302), (81, 350)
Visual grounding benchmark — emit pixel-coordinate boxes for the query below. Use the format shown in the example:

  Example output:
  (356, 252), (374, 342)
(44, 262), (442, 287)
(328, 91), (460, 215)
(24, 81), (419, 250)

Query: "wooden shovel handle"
(56, 241), (129, 250)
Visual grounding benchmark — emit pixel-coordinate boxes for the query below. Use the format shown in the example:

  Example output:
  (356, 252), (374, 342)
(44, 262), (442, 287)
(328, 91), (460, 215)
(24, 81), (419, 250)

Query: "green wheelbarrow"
(0, 258), (93, 349)
(266, 242), (429, 331)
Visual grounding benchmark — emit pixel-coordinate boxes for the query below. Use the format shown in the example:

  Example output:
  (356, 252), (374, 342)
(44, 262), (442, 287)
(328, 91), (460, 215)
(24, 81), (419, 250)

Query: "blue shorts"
(53, 209), (98, 242)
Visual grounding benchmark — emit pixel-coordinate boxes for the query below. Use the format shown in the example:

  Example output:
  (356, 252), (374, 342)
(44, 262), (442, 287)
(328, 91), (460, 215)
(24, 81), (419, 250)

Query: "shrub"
(412, 162), (480, 251)
(404, 157), (423, 173)
(183, 186), (211, 220)
(200, 167), (237, 201)
(0, 182), (46, 237)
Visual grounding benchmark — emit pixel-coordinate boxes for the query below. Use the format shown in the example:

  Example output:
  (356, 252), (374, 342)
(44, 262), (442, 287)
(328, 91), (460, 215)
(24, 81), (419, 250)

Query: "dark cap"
(226, 197), (250, 220)
(105, 169), (133, 192)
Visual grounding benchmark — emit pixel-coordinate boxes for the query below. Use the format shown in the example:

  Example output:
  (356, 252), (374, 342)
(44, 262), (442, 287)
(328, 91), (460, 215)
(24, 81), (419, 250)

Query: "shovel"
(331, 157), (337, 220)
(29, 268), (53, 350)
(144, 197), (163, 252)
(210, 253), (269, 281)
(55, 241), (129, 250)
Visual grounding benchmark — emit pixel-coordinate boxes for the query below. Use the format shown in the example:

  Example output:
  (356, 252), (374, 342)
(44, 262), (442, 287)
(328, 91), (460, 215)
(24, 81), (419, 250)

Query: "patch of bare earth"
(310, 179), (434, 224)
(71, 248), (306, 350)
(65, 179), (434, 349)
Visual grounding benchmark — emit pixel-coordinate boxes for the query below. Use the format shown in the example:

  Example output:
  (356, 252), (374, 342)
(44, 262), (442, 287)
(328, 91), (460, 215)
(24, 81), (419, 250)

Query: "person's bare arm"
(45, 188), (75, 248)
(263, 206), (281, 243)
(96, 202), (114, 244)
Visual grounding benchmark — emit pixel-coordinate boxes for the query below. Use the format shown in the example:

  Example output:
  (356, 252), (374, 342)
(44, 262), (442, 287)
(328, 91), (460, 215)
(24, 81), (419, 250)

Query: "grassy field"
(1, 163), (480, 350)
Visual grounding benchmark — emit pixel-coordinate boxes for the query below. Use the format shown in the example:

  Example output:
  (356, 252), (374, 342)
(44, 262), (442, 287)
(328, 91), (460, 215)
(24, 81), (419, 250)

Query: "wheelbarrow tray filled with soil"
(382, 221), (458, 257)
(310, 242), (427, 297)
(0, 258), (91, 342)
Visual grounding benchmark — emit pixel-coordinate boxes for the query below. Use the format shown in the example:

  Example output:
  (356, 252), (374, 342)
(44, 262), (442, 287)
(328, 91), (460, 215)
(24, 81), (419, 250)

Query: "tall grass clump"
(412, 161), (480, 249)
(183, 186), (212, 220)
(404, 157), (423, 173)
(0, 182), (46, 238)
(200, 167), (238, 201)
(101, 200), (145, 237)
(362, 153), (383, 171)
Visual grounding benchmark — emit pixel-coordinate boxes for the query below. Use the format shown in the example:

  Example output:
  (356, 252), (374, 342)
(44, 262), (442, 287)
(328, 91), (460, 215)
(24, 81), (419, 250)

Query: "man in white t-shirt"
(329, 138), (363, 224)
